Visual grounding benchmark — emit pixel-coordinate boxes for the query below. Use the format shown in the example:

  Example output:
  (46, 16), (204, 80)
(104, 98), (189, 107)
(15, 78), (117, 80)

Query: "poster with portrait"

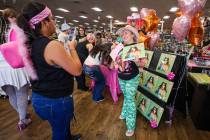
(121, 43), (146, 61)
(146, 100), (164, 126)
(142, 72), (158, 93)
(156, 53), (176, 75)
(137, 92), (151, 116)
(154, 77), (174, 103)
(144, 50), (154, 68)
(135, 91), (141, 104)
(139, 70), (147, 86)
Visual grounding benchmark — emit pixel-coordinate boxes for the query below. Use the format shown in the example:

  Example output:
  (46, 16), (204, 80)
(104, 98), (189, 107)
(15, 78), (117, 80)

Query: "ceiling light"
(69, 23), (74, 25)
(0, 10), (3, 12)
(169, 7), (179, 12)
(114, 20), (120, 23)
(163, 16), (170, 20)
(55, 16), (64, 19)
(87, 26), (91, 28)
(72, 20), (79, 23)
(130, 7), (138, 12)
(92, 7), (103, 12)
(93, 20), (99, 23)
(102, 23), (106, 25)
(56, 20), (61, 23)
(84, 23), (90, 25)
(93, 25), (97, 27)
(100, 26), (103, 28)
(57, 8), (70, 13)
(106, 15), (113, 19)
(79, 15), (88, 19)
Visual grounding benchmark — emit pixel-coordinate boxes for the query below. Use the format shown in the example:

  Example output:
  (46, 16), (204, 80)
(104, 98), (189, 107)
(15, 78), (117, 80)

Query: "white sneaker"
(125, 130), (134, 137)
(119, 115), (125, 120)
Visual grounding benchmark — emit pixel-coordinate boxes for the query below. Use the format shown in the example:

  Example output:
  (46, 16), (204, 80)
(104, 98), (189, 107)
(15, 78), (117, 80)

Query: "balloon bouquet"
(139, 8), (160, 50)
(172, 0), (207, 46)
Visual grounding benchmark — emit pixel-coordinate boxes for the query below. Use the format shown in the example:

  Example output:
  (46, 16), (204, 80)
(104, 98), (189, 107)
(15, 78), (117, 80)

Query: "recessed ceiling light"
(79, 15), (88, 19)
(72, 20), (79, 23)
(84, 23), (90, 25)
(92, 7), (103, 12)
(93, 20), (99, 23)
(57, 8), (70, 13)
(100, 26), (103, 28)
(55, 16), (64, 19)
(56, 20), (61, 23)
(106, 15), (113, 19)
(169, 7), (179, 12)
(130, 7), (138, 12)
(93, 25), (97, 27)
(69, 23), (74, 25)
(163, 16), (170, 20)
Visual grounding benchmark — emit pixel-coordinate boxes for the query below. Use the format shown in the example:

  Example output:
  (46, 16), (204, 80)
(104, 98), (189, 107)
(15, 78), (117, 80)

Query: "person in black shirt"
(17, 2), (82, 140)
(75, 27), (89, 91)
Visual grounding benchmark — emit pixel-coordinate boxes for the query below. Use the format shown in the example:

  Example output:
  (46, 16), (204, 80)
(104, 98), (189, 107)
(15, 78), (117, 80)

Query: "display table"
(188, 73), (210, 131)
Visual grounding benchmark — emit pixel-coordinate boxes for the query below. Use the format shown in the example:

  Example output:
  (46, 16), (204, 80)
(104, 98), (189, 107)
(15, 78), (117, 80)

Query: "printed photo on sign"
(135, 91), (141, 103)
(144, 50), (154, 68)
(121, 43), (145, 61)
(154, 77), (174, 102)
(156, 53), (176, 75)
(137, 92), (151, 116)
(143, 72), (158, 93)
(139, 70), (147, 86)
(146, 101), (164, 126)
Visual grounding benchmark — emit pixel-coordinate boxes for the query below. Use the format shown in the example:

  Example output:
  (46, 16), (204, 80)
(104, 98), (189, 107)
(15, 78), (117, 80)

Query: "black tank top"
(31, 36), (74, 98)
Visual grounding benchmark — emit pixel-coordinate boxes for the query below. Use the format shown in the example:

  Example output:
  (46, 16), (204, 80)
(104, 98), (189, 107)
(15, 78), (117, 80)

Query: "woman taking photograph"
(17, 1), (82, 140)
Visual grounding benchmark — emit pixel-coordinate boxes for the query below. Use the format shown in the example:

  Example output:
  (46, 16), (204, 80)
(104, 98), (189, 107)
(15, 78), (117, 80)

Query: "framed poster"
(156, 53), (176, 75)
(137, 92), (151, 116)
(146, 100), (164, 126)
(144, 50), (154, 68)
(143, 72), (158, 93)
(121, 43), (146, 61)
(154, 77), (174, 102)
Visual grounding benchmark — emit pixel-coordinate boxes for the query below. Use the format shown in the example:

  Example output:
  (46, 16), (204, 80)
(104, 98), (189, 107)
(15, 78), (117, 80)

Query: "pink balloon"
(147, 32), (160, 48)
(178, 0), (203, 17)
(172, 15), (191, 42)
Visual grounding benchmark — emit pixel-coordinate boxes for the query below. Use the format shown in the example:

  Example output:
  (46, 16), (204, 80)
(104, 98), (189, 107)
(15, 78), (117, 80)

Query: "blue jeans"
(83, 65), (105, 101)
(32, 92), (74, 140)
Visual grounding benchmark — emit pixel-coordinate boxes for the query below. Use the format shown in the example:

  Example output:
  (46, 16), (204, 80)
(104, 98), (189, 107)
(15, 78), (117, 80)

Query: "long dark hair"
(0, 15), (7, 44)
(17, 2), (50, 45)
(90, 43), (113, 66)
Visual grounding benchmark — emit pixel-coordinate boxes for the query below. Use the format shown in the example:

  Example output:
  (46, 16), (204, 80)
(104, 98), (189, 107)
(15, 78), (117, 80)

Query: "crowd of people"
(0, 1), (146, 140)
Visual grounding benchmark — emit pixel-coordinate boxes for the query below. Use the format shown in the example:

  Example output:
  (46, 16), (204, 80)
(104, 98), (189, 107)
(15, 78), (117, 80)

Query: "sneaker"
(71, 134), (82, 140)
(18, 118), (32, 131)
(119, 115), (125, 120)
(125, 130), (134, 137)
(95, 97), (105, 103)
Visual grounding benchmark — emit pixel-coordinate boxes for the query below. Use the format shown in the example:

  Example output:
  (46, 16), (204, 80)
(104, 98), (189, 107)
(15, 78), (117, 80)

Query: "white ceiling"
(1, 0), (210, 30)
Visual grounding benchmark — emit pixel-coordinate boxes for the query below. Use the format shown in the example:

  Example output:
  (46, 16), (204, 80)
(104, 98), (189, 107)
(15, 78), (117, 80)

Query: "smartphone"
(68, 27), (77, 41)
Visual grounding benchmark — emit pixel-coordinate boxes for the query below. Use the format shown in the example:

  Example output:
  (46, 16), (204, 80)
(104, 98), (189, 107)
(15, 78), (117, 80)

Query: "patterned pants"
(119, 74), (140, 131)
